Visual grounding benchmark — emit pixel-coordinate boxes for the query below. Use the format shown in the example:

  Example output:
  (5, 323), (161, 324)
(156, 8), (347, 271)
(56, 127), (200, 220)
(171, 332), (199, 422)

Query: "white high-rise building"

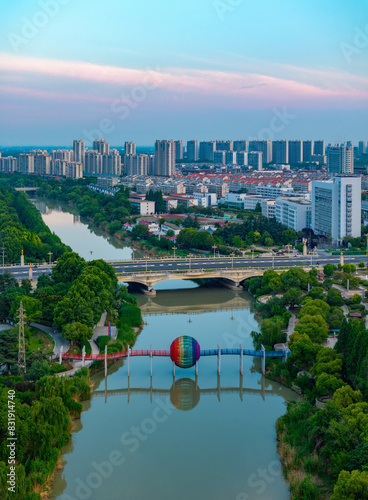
(327, 144), (354, 174)
(0, 157), (17, 173)
(52, 149), (74, 162)
(102, 149), (121, 176)
(124, 142), (136, 156)
(93, 139), (109, 155)
(187, 140), (199, 161)
(17, 154), (34, 174)
(33, 153), (51, 175)
(276, 197), (311, 232)
(125, 154), (148, 176)
(73, 140), (85, 168)
(311, 175), (361, 244)
(85, 151), (103, 174)
(154, 140), (175, 176)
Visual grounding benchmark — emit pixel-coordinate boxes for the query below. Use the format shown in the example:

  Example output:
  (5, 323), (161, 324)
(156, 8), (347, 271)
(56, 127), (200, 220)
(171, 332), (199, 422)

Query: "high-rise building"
(327, 144), (354, 174)
(248, 151), (263, 170)
(359, 141), (366, 155)
(314, 140), (325, 156)
(303, 140), (314, 162)
(249, 140), (272, 163)
(272, 140), (289, 164)
(216, 140), (233, 151)
(125, 154), (148, 176)
(52, 149), (74, 162)
(288, 140), (303, 164)
(85, 151), (103, 174)
(276, 198), (311, 232)
(311, 175), (361, 244)
(0, 156), (17, 173)
(233, 140), (248, 152)
(73, 140), (85, 167)
(33, 153), (51, 175)
(236, 152), (248, 166)
(199, 141), (216, 161)
(225, 151), (237, 165)
(187, 140), (199, 162)
(124, 141), (136, 156)
(17, 154), (34, 174)
(174, 140), (184, 160)
(102, 149), (121, 176)
(213, 151), (225, 164)
(93, 139), (109, 155)
(154, 140), (175, 176)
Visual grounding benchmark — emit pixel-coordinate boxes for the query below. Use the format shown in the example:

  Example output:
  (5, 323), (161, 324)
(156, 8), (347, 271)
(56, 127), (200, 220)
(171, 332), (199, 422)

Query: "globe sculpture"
(170, 378), (200, 411)
(170, 336), (200, 368)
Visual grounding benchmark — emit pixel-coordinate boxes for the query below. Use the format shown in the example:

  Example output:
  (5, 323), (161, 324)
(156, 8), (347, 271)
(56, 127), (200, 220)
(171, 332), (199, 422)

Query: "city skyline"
(1, 0), (367, 145)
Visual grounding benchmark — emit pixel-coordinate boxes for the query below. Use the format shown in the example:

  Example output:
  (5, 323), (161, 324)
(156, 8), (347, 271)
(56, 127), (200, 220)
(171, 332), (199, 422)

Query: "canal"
(36, 201), (298, 500)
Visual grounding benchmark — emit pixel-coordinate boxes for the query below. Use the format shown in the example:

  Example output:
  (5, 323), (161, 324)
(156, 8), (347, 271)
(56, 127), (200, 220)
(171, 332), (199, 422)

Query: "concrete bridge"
(117, 266), (314, 295)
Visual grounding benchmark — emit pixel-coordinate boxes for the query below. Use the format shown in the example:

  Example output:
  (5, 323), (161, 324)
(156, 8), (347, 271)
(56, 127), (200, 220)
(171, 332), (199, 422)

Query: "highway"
(3, 254), (368, 280)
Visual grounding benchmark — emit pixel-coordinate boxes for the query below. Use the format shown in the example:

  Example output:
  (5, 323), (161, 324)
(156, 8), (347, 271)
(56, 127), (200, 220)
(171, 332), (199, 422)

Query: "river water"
(35, 201), (298, 500)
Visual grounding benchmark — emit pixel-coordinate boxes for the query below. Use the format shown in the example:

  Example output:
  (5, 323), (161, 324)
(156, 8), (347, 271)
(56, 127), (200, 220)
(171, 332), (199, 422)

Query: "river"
(35, 201), (298, 500)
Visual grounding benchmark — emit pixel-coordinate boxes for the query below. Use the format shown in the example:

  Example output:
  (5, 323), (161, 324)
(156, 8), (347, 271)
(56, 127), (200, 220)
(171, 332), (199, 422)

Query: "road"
(2, 254), (368, 280)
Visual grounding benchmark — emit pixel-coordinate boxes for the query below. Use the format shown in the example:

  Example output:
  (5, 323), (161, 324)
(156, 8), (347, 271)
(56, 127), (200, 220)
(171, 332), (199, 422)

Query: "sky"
(0, 0), (367, 146)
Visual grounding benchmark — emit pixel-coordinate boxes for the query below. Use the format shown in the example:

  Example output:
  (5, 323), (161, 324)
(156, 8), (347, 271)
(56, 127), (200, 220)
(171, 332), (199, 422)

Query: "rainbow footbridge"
(59, 335), (291, 376)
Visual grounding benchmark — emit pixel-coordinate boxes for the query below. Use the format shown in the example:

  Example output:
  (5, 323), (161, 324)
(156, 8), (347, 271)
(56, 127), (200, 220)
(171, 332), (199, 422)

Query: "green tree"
(52, 252), (86, 285)
(331, 470), (368, 499)
(0, 328), (18, 371)
(283, 287), (303, 307)
(10, 296), (42, 324)
(0, 272), (18, 292)
(324, 263), (337, 277)
(62, 322), (93, 343)
(131, 224), (149, 240)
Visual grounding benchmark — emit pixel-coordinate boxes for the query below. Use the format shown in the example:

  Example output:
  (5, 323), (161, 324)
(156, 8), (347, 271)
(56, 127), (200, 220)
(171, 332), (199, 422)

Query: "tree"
(255, 202), (262, 213)
(283, 288), (303, 307)
(351, 293), (362, 304)
(282, 229), (297, 245)
(288, 333), (321, 367)
(62, 322), (93, 343)
(131, 224), (149, 240)
(52, 252), (86, 285)
(27, 360), (51, 381)
(358, 262), (365, 268)
(327, 288), (344, 307)
(232, 235), (244, 248)
(331, 470), (368, 499)
(0, 328), (18, 372)
(10, 296), (42, 324)
(0, 272), (18, 292)
(334, 385), (363, 409)
(324, 263), (337, 277)
(21, 278), (32, 295)
(315, 373), (345, 396)
(166, 229), (175, 237)
(294, 314), (329, 343)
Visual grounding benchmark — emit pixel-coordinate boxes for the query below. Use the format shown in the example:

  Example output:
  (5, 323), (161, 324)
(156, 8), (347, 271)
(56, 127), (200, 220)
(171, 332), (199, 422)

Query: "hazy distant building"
(288, 140), (303, 164)
(327, 144), (354, 174)
(248, 151), (263, 170)
(213, 151), (225, 165)
(314, 140), (325, 156)
(85, 151), (103, 174)
(174, 140), (184, 160)
(311, 175), (361, 244)
(102, 149), (121, 176)
(303, 140), (313, 162)
(199, 141), (216, 161)
(93, 139), (109, 155)
(187, 140), (199, 161)
(359, 141), (366, 155)
(233, 140), (248, 152)
(125, 154), (148, 176)
(73, 140), (85, 168)
(216, 140), (233, 151)
(225, 151), (237, 165)
(154, 140), (175, 176)
(124, 142), (136, 156)
(17, 154), (34, 174)
(236, 152), (248, 166)
(272, 140), (289, 164)
(52, 149), (74, 162)
(33, 153), (51, 175)
(249, 140), (272, 163)
(0, 156), (17, 173)
(310, 154), (327, 165)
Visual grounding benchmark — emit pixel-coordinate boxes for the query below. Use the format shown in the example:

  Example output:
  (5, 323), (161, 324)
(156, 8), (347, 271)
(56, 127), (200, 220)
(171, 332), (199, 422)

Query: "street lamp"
(132, 248), (135, 261)
(252, 245), (255, 260)
(48, 251), (53, 267)
(189, 254), (192, 271)
(145, 256), (148, 272)
(173, 246), (177, 260)
(230, 252), (234, 269)
(272, 250), (274, 268)
(212, 245), (217, 259)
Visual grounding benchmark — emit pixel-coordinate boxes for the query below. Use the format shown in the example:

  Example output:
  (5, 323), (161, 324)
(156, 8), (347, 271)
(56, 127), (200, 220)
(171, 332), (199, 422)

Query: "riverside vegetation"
(245, 267), (368, 499)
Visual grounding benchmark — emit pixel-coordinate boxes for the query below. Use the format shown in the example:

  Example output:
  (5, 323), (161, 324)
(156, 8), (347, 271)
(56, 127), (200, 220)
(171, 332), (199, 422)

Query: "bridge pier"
(130, 283), (157, 296)
(104, 345), (107, 378)
(216, 278), (243, 291)
(217, 345), (221, 375)
(261, 345), (266, 375)
(240, 344), (243, 375)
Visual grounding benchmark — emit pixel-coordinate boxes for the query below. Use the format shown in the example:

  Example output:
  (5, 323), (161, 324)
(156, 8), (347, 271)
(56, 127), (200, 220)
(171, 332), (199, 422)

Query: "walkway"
(92, 311), (117, 341)
(30, 322), (69, 355)
(287, 310), (297, 341)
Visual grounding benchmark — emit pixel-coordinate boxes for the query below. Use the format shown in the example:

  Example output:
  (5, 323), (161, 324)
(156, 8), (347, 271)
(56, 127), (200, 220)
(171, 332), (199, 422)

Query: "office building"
(175, 140), (184, 160)
(187, 140), (199, 162)
(248, 151), (263, 170)
(311, 175), (361, 244)
(276, 198), (311, 232)
(233, 140), (248, 152)
(124, 142), (136, 156)
(93, 139), (109, 155)
(199, 141), (216, 161)
(154, 140), (175, 176)
(73, 140), (85, 168)
(314, 140), (325, 156)
(272, 140), (289, 164)
(327, 144), (354, 174)
(249, 140), (272, 163)
(303, 140), (313, 162)
(288, 140), (303, 164)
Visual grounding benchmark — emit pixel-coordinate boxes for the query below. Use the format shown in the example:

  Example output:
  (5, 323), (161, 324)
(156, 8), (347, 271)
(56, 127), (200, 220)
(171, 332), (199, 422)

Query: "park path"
(30, 322), (70, 355)
(286, 310), (297, 341)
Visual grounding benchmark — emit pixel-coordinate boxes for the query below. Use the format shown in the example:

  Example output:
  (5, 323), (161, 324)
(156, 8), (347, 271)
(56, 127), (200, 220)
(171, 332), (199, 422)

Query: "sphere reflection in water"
(170, 378), (200, 411)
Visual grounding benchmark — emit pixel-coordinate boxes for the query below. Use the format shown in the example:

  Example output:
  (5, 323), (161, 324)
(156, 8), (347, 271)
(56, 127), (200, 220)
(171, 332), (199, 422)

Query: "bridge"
(15, 187), (40, 194)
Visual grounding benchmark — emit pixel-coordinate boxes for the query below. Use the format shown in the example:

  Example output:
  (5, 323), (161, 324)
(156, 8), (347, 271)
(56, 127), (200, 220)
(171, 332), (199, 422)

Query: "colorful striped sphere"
(170, 336), (200, 368)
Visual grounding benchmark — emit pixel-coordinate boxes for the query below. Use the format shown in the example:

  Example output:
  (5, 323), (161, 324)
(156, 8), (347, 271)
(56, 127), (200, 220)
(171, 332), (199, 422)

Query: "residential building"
(248, 151), (263, 170)
(187, 140), (199, 162)
(125, 154), (148, 176)
(272, 140), (289, 164)
(0, 156), (17, 173)
(327, 144), (354, 174)
(33, 153), (51, 175)
(199, 141), (216, 161)
(359, 141), (366, 155)
(154, 140), (175, 176)
(102, 150), (121, 176)
(51, 149), (74, 162)
(213, 151), (225, 164)
(314, 140), (325, 156)
(85, 151), (103, 174)
(233, 140), (248, 152)
(310, 154), (327, 165)
(311, 175), (361, 244)
(275, 197), (312, 232)
(124, 141), (136, 156)
(216, 140), (233, 151)
(93, 139), (109, 155)
(161, 222), (181, 236)
(73, 140), (85, 167)
(249, 140), (272, 163)
(236, 152), (248, 166)
(129, 199), (155, 216)
(225, 151), (237, 165)
(175, 140), (184, 160)
(288, 140), (303, 164)
(303, 140), (313, 162)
